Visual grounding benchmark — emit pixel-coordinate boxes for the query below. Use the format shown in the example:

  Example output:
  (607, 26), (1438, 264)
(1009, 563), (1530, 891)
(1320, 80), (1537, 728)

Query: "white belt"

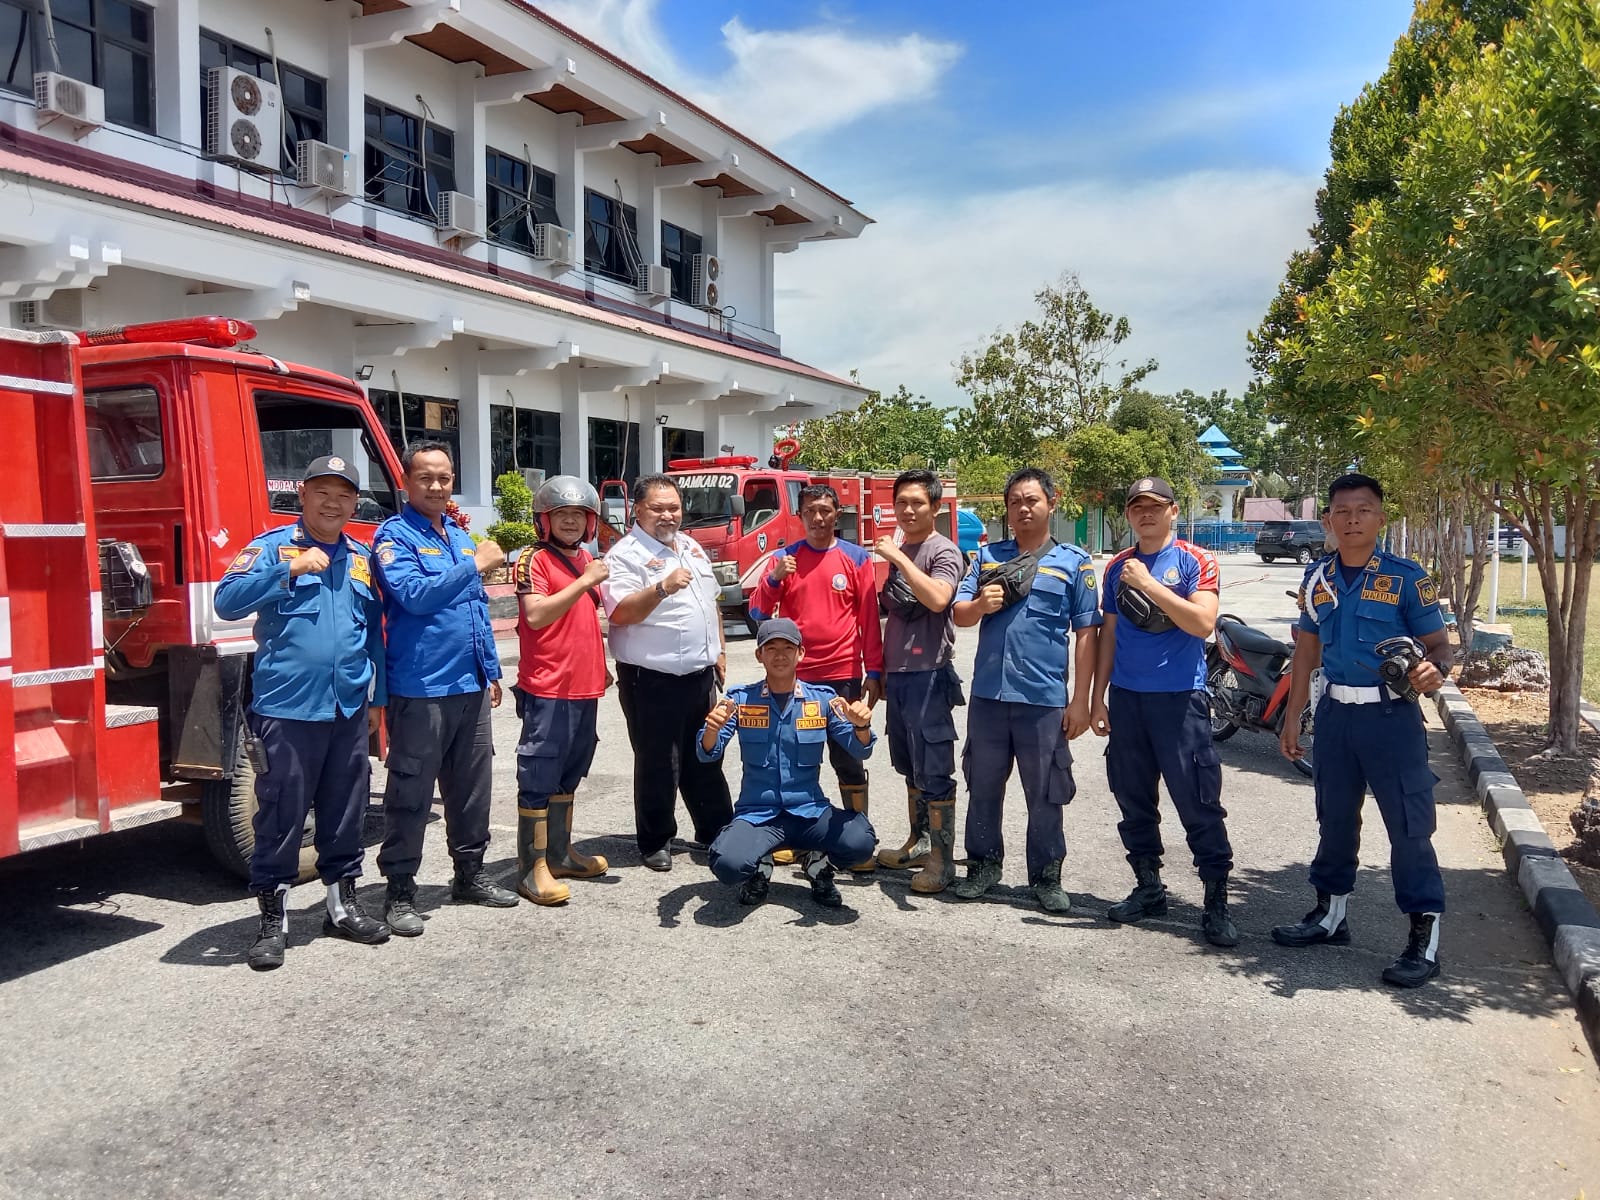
(1327, 683), (1386, 704)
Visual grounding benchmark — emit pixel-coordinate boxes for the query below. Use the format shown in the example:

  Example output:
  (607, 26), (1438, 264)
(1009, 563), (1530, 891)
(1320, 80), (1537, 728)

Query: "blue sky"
(543, 1), (1416, 406)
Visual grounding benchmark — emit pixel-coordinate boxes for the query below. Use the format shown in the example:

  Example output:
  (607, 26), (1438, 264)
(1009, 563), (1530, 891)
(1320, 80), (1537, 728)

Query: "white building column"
(454, 63), (486, 204)
(700, 186), (722, 258)
(635, 159), (660, 280)
(633, 388), (664, 474)
(455, 340), (492, 507)
(555, 115), (585, 250)
(326, 4), (365, 167)
(558, 365), (589, 480)
(155, 0), (200, 148)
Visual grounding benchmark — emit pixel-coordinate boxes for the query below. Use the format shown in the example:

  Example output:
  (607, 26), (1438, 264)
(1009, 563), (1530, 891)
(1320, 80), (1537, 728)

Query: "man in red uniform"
(750, 483), (884, 869)
(511, 476), (612, 905)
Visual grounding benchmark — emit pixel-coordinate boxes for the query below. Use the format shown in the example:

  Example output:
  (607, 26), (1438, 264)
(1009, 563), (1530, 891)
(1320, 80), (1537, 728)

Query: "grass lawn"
(1478, 557), (1600, 701)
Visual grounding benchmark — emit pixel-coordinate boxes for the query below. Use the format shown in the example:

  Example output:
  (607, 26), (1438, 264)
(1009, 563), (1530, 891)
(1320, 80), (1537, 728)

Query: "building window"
(198, 31), (325, 171)
(367, 388), (460, 492)
(584, 188), (639, 284)
(588, 417), (639, 487)
(663, 427), (704, 463)
(364, 99), (455, 221)
(11, 0), (153, 131)
(660, 223), (703, 303)
(484, 148), (560, 254)
(489, 405), (560, 481)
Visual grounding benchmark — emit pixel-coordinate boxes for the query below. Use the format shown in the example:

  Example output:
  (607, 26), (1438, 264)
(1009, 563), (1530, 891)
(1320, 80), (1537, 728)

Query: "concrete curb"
(1433, 682), (1600, 1059)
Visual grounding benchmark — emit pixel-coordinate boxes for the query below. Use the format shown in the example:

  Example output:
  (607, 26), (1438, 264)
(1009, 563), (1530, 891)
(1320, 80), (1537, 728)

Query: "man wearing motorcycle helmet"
(1089, 476), (1237, 947)
(1273, 473), (1453, 989)
(509, 475), (613, 906)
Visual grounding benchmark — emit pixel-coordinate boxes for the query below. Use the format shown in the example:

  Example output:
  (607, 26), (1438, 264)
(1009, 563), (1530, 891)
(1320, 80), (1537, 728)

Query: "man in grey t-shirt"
(872, 469), (966, 894)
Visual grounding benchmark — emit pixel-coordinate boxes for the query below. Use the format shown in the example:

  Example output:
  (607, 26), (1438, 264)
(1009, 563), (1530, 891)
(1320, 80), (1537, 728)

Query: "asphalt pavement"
(1, 552), (1596, 1199)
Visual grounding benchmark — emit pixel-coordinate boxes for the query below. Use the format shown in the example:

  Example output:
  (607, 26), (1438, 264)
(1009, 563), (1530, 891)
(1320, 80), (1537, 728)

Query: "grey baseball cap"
(303, 454), (359, 488)
(755, 617), (803, 649)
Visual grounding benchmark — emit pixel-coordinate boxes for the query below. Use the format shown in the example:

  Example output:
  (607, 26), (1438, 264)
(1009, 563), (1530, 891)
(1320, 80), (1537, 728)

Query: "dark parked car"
(1255, 520), (1328, 564)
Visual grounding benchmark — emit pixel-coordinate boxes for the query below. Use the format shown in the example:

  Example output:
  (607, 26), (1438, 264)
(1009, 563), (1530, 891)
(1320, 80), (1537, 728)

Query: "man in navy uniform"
(951, 467), (1101, 911)
(215, 455), (390, 971)
(697, 618), (877, 909)
(374, 439), (519, 933)
(1090, 476), (1237, 947)
(1273, 473), (1453, 988)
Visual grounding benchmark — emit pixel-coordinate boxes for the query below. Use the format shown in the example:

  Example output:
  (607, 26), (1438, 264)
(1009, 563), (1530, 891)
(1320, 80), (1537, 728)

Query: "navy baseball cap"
(303, 455), (359, 488)
(1125, 476), (1176, 503)
(756, 617), (804, 649)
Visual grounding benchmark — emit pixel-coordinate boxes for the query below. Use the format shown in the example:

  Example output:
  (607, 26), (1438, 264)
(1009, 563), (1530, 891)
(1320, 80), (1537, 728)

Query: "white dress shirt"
(601, 525), (722, 674)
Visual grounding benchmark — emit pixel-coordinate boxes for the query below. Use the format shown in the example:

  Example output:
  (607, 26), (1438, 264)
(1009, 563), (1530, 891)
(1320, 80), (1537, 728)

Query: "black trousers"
(247, 706), (369, 891)
(378, 690), (494, 878)
(811, 677), (867, 788)
(615, 662), (733, 854)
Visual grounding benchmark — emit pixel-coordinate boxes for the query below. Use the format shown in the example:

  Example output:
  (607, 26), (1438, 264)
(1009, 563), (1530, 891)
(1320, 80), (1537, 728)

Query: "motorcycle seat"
(1219, 618), (1292, 660)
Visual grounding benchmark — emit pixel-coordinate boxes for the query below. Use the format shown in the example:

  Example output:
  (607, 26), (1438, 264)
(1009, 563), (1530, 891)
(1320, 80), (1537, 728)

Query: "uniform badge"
(418, 546), (443, 556)
(378, 547), (396, 566)
(831, 572), (848, 591)
(278, 546), (302, 562)
(1163, 567), (1180, 584)
(1416, 577), (1439, 607)
(225, 546), (262, 574)
(1360, 574), (1400, 605)
(291, 527), (306, 543)
(647, 558), (664, 570)
(737, 703), (770, 729)
(350, 555), (372, 587)
(803, 701), (821, 718)
(1082, 568), (1097, 590)
(328, 456), (345, 470)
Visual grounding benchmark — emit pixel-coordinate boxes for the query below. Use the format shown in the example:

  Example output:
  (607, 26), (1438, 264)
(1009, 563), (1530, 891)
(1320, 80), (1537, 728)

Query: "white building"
(0, 0), (871, 521)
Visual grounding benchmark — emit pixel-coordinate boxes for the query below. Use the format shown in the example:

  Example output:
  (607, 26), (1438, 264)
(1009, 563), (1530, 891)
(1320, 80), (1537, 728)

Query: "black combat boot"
(384, 873), (424, 937)
(738, 855), (774, 906)
(247, 886), (288, 971)
(1381, 913), (1441, 988)
(952, 857), (1002, 900)
(451, 856), (520, 907)
(323, 878), (390, 944)
(1107, 856), (1168, 923)
(803, 851), (843, 908)
(1031, 859), (1072, 913)
(1270, 890), (1352, 947)
(1201, 875), (1239, 947)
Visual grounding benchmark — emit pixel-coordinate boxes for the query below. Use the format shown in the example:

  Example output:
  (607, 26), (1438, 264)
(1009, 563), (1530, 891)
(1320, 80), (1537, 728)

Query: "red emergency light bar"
(78, 316), (257, 349)
(667, 456), (759, 470)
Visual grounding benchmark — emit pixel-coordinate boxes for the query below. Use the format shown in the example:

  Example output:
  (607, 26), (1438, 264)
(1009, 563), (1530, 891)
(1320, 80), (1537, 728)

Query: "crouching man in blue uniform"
(1272, 473), (1453, 988)
(698, 618), (877, 909)
(215, 455), (390, 971)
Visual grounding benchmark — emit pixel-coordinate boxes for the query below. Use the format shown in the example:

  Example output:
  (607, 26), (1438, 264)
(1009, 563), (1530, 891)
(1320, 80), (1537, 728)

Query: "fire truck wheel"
(201, 736), (318, 883)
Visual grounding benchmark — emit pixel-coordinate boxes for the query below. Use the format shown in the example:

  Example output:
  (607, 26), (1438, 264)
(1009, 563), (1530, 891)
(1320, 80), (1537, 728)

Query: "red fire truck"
(0, 317), (407, 880)
(656, 441), (960, 632)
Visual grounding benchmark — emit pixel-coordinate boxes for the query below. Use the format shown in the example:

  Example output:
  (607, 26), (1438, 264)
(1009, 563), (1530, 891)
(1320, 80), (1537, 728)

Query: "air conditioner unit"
(531, 223), (575, 268)
(691, 253), (721, 308)
(33, 71), (104, 134)
(295, 139), (355, 196)
(14, 290), (88, 330)
(437, 191), (484, 242)
(206, 67), (282, 171)
(635, 263), (671, 303)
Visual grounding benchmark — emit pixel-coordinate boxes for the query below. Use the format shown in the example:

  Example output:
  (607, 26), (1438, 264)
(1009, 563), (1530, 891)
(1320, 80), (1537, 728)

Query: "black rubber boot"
(247, 886), (288, 971)
(384, 874), (425, 937)
(952, 857), (1002, 900)
(803, 851), (842, 908)
(1201, 875), (1240, 947)
(1271, 890), (1352, 947)
(1381, 913), (1442, 988)
(738, 856), (774, 906)
(1031, 859), (1072, 913)
(1107, 856), (1168, 923)
(451, 856), (520, 907)
(323, 878), (390, 944)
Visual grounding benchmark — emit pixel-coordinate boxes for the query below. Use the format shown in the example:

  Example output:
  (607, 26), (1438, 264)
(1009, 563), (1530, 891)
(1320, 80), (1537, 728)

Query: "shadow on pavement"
(655, 878), (861, 928)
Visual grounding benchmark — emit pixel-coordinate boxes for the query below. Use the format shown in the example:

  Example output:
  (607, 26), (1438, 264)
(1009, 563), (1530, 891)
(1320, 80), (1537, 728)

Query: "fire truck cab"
(1, 318), (406, 879)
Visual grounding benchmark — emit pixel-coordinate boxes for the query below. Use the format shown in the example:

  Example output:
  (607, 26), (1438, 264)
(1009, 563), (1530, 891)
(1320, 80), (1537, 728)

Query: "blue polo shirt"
(956, 540), (1102, 707)
(214, 522), (386, 720)
(373, 504), (500, 698)
(1104, 537), (1219, 692)
(1296, 550), (1444, 686)
(696, 680), (875, 823)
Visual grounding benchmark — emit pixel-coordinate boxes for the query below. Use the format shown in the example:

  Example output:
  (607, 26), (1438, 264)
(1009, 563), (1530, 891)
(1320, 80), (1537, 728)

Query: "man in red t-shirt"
(750, 483), (884, 869)
(511, 476), (612, 906)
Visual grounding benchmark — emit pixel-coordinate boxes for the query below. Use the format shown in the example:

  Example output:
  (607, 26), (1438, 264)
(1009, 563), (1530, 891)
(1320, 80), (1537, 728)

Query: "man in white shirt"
(602, 474), (733, 871)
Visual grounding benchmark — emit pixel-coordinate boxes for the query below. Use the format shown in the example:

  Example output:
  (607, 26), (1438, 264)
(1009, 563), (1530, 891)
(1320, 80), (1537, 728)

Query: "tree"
(485, 470), (538, 553)
(954, 271), (1157, 460)
(955, 453), (1014, 520)
(1290, 0), (1600, 753)
(793, 384), (958, 472)
(1111, 392), (1216, 503)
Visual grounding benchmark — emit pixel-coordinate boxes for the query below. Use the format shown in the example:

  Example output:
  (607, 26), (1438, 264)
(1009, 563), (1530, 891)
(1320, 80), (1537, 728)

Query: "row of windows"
(1, 3), (713, 301)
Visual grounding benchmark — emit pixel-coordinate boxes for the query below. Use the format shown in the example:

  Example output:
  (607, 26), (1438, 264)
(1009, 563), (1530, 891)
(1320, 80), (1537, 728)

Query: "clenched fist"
(830, 696), (873, 728)
(474, 539), (506, 573)
(873, 535), (905, 566)
(289, 547), (330, 577)
(771, 553), (798, 581)
(582, 559), (610, 588)
(704, 697), (737, 734)
(662, 566), (693, 595)
(976, 583), (1006, 614)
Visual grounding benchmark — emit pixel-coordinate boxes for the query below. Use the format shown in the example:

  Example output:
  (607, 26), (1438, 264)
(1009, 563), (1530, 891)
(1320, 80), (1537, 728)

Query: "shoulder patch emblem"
(378, 547), (396, 566)
(1082, 569), (1097, 590)
(1416, 577), (1439, 607)
(831, 572), (848, 591)
(225, 546), (262, 574)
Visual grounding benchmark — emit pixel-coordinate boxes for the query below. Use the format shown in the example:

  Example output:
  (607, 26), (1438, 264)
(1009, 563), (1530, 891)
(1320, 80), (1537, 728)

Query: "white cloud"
(535, 0), (961, 145)
(774, 169), (1319, 405)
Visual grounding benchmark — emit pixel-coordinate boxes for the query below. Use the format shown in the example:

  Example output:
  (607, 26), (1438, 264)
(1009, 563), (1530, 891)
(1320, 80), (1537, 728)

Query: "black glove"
(1116, 585), (1177, 633)
(977, 551), (1043, 609)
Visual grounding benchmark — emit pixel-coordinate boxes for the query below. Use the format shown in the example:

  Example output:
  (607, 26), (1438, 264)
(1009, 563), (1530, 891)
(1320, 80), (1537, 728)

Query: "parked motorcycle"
(1206, 598), (1318, 778)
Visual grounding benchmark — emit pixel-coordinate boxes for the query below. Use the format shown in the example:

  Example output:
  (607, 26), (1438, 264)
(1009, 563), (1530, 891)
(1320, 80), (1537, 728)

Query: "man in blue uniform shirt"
(951, 467), (1102, 911)
(698, 619), (877, 909)
(374, 439), (519, 933)
(215, 455), (390, 971)
(1090, 476), (1237, 947)
(1272, 473), (1453, 988)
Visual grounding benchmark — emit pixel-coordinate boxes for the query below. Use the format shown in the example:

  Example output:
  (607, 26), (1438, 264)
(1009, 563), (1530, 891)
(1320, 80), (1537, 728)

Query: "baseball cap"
(755, 617), (804, 649)
(303, 455), (359, 488)
(1125, 476), (1176, 504)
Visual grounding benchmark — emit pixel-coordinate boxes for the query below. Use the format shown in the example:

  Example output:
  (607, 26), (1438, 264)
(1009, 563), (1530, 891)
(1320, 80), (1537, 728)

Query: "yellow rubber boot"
(877, 785), (930, 869)
(772, 847), (798, 865)
(910, 798), (957, 894)
(516, 807), (572, 906)
(840, 783), (876, 873)
(547, 793), (609, 879)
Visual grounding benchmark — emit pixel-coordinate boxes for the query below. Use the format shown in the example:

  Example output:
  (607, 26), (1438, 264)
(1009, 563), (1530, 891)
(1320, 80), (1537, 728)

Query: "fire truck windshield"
(672, 472), (739, 529)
